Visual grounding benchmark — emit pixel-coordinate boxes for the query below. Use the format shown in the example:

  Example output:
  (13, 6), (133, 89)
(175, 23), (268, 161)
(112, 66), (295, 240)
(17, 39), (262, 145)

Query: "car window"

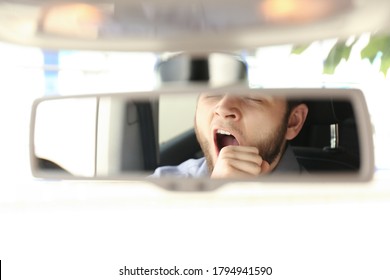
(159, 93), (198, 145)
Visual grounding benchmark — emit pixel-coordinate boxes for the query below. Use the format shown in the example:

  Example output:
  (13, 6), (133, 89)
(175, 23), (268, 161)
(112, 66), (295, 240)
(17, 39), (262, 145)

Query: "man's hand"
(211, 146), (271, 178)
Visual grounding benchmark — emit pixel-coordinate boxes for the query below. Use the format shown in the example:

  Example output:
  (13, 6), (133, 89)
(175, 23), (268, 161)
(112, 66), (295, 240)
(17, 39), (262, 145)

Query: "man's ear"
(285, 104), (309, 140)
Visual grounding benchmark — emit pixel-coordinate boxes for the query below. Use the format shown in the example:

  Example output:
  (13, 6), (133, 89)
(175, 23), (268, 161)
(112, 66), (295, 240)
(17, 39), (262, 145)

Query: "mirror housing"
(30, 88), (374, 190)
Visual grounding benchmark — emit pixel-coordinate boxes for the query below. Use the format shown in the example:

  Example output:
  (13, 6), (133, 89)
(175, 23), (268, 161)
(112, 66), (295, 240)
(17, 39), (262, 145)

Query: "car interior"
(158, 98), (360, 173)
(32, 91), (361, 177)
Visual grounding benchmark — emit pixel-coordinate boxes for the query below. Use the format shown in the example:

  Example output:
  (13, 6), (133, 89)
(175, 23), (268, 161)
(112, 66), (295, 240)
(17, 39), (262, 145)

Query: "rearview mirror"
(30, 88), (374, 190)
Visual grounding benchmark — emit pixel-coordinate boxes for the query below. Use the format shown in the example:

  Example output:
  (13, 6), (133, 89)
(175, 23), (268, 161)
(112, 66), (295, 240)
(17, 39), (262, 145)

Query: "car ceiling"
(1, 0), (390, 51)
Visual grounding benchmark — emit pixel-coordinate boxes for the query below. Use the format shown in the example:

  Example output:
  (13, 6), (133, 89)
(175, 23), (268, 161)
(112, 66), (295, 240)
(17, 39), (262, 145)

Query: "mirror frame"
(29, 87), (375, 190)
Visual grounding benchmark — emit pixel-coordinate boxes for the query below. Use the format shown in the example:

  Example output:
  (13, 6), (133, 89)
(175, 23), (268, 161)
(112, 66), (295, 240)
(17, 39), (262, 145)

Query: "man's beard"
(195, 119), (288, 174)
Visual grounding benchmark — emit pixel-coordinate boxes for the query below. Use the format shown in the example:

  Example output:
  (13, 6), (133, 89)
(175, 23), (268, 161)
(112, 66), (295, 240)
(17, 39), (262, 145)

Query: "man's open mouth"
(214, 129), (239, 154)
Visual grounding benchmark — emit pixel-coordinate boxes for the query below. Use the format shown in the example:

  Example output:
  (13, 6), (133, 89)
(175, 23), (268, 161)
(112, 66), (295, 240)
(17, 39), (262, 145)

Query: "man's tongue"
(219, 134), (239, 148)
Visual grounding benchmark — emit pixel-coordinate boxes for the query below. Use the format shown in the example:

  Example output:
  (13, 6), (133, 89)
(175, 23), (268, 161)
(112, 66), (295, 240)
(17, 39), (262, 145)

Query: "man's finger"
(260, 160), (271, 175)
(218, 146), (262, 166)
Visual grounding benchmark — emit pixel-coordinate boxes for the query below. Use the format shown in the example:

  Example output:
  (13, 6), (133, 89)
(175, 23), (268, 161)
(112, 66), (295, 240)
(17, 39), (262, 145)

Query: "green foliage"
(380, 52), (390, 76)
(360, 34), (390, 76)
(323, 39), (356, 75)
(291, 44), (310, 55)
(291, 34), (390, 76)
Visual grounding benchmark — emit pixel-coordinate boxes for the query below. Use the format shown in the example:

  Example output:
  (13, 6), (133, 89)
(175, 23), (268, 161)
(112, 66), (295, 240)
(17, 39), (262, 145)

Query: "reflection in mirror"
(34, 97), (98, 177)
(31, 89), (371, 182)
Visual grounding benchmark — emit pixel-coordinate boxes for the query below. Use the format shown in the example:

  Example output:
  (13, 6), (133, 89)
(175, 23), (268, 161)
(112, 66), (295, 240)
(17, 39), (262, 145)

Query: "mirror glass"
(31, 89), (373, 184)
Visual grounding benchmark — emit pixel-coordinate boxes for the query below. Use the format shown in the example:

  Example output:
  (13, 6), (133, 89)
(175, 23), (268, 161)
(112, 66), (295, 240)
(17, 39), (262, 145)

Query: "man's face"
(194, 93), (289, 173)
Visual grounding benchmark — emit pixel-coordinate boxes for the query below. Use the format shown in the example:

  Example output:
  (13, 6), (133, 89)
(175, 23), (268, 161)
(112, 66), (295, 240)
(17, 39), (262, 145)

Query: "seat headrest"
(303, 99), (354, 125)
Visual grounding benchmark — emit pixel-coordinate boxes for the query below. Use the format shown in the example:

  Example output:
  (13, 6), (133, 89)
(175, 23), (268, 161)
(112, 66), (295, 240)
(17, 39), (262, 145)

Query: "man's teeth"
(217, 129), (232, 135)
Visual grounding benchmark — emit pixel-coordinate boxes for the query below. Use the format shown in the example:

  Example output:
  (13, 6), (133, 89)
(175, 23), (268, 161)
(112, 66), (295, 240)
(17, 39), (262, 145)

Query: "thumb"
(260, 160), (271, 175)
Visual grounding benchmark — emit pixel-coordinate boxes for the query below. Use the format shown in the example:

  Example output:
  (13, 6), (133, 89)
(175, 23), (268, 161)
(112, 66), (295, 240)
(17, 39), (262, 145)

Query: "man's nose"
(214, 95), (242, 120)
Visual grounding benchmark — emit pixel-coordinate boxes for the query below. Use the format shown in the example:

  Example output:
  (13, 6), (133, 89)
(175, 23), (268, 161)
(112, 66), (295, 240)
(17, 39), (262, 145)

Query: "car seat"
(290, 99), (360, 172)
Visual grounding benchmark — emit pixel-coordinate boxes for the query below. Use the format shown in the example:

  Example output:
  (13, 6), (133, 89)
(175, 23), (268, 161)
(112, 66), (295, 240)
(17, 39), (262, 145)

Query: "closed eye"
(246, 97), (264, 103)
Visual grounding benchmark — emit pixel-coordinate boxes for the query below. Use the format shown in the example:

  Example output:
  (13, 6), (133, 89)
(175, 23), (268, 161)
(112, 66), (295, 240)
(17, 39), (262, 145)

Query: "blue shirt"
(151, 145), (303, 177)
